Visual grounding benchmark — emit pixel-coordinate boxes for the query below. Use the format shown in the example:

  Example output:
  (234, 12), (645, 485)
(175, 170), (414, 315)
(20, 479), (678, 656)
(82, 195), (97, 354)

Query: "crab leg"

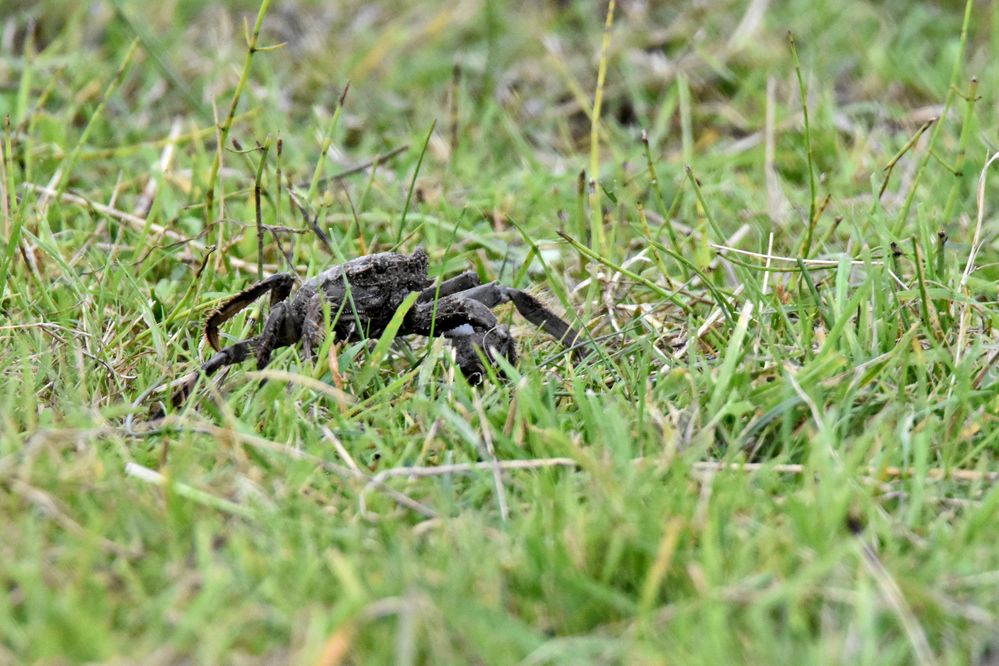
(169, 337), (260, 406)
(417, 271), (481, 302)
(504, 288), (586, 356)
(436, 282), (589, 359)
(204, 273), (296, 351)
(405, 296), (501, 336)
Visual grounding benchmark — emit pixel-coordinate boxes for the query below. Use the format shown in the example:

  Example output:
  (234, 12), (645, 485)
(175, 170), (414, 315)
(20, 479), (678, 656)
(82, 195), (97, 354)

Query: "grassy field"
(2, 0), (999, 663)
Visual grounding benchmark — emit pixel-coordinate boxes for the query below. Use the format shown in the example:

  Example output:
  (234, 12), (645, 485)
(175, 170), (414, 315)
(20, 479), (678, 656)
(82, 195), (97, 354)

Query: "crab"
(167, 247), (589, 408)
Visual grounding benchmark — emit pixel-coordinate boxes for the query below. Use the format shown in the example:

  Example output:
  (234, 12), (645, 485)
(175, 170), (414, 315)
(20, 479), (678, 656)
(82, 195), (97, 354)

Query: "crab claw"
(447, 325), (517, 384)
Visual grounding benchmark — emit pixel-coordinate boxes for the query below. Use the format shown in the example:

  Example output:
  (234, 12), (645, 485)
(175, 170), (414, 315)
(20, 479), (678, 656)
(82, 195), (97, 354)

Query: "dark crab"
(168, 248), (589, 407)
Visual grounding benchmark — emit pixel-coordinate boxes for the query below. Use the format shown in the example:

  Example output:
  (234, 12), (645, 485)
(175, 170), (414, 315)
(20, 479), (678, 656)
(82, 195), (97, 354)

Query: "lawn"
(2, 0), (998, 663)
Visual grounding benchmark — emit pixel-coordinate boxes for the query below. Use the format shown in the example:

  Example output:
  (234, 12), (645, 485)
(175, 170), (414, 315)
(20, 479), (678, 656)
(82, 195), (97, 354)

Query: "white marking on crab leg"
(444, 324), (475, 337)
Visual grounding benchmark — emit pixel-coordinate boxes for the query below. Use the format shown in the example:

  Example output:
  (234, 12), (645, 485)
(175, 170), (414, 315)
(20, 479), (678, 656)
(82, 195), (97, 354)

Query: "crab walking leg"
(504, 288), (586, 357)
(405, 296), (517, 379)
(204, 273), (296, 351)
(417, 271), (481, 302)
(254, 301), (296, 369)
(170, 337), (259, 406)
(440, 282), (588, 359)
(406, 296), (503, 336)
(300, 291), (326, 361)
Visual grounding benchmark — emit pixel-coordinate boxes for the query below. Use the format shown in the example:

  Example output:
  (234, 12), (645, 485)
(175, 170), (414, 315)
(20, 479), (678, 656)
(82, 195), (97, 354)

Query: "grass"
(2, 0), (998, 663)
